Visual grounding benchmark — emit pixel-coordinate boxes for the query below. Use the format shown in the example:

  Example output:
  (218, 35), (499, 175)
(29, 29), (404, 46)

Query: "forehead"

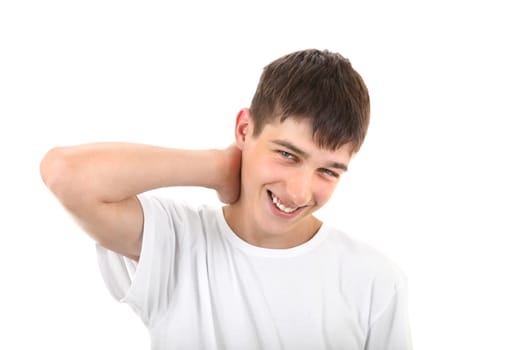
(256, 117), (354, 157)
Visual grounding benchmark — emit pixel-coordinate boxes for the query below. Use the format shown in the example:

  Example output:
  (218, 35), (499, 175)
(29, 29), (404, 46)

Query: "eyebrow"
(270, 139), (348, 172)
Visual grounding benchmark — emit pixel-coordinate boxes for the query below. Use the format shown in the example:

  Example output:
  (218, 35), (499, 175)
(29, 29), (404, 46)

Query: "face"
(233, 109), (353, 245)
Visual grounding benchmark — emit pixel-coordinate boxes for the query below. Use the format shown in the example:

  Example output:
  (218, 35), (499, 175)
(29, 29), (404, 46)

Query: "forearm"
(40, 142), (223, 206)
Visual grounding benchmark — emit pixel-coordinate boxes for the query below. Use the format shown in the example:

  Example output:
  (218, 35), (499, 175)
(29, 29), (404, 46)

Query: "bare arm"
(40, 142), (241, 260)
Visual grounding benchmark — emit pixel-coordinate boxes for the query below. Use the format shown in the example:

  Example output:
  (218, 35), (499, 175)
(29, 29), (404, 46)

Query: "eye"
(319, 168), (339, 178)
(278, 150), (295, 160)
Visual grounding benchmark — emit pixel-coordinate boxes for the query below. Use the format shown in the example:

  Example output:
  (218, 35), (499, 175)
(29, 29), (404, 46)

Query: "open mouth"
(267, 190), (300, 214)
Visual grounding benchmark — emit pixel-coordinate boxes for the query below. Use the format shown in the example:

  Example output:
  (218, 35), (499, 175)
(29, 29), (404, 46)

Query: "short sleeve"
(96, 194), (182, 326)
(365, 278), (413, 350)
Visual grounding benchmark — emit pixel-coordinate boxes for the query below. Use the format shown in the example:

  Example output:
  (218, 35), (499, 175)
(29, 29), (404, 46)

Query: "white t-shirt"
(97, 194), (412, 349)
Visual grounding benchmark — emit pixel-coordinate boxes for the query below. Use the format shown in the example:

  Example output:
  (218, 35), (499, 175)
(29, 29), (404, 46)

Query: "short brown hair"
(250, 49), (370, 153)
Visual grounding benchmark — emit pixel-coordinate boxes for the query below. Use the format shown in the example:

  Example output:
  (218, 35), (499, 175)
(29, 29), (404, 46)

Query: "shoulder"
(324, 226), (408, 291)
(138, 193), (218, 222)
(323, 227), (409, 325)
(137, 193), (222, 244)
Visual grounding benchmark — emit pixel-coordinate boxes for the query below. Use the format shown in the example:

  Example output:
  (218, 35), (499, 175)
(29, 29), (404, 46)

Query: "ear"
(234, 108), (251, 149)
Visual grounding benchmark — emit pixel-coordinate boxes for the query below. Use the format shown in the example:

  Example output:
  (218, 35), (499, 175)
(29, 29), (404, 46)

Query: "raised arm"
(40, 142), (241, 261)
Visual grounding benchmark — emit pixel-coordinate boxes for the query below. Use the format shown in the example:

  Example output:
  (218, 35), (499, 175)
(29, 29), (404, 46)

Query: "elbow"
(40, 147), (75, 199)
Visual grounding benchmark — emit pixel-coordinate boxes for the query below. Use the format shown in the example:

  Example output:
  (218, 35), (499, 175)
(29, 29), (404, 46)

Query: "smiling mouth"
(267, 190), (300, 214)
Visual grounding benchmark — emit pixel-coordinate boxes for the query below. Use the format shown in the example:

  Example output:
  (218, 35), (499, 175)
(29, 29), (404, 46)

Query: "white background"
(1, 0), (524, 349)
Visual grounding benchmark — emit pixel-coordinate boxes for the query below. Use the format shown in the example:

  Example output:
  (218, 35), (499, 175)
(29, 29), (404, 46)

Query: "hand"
(215, 144), (242, 204)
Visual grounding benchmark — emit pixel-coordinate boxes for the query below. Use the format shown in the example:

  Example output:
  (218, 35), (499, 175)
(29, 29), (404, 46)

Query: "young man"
(41, 49), (412, 349)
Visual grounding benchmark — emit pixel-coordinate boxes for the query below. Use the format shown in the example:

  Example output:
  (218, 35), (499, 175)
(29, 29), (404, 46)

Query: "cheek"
(241, 152), (276, 185)
(244, 150), (278, 175)
(240, 147), (259, 177)
(314, 182), (337, 205)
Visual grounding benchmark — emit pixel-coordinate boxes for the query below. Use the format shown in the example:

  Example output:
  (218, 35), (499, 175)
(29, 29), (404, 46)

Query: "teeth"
(270, 192), (298, 213)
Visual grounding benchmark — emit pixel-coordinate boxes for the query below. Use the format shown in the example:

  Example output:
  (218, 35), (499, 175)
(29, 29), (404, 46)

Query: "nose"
(285, 171), (313, 207)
